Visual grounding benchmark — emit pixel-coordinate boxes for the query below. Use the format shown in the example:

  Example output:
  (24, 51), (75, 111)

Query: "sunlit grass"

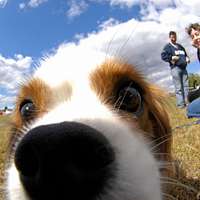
(0, 115), (12, 199)
(164, 97), (200, 199)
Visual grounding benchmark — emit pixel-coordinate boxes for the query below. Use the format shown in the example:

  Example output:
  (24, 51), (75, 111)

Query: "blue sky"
(0, 0), (200, 108)
(0, 0), (140, 59)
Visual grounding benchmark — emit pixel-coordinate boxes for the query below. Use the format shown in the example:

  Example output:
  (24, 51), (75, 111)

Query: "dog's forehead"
(15, 47), (152, 130)
(34, 48), (109, 87)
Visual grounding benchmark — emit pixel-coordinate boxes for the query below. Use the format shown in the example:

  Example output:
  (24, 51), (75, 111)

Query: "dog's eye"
(20, 100), (35, 120)
(116, 83), (143, 116)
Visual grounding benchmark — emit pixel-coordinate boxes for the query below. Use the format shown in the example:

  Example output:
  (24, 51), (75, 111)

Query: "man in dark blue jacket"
(161, 31), (190, 108)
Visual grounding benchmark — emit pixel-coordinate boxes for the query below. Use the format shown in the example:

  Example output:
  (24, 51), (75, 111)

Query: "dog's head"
(5, 50), (171, 200)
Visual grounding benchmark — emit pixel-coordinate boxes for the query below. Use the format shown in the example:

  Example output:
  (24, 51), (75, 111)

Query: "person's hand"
(172, 56), (179, 61)
(186, 57), (190, 64)
(171, 56), (179, 65)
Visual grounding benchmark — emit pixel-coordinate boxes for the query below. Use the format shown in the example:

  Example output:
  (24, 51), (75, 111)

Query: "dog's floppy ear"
(141, 85), (172, 174)
(141, 85), (174, 176)
(149, 103), (174, 179)
(148, 98), (172, 161)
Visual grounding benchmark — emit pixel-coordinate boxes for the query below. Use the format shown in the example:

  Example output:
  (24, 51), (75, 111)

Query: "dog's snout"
(14, 122), (115, 200)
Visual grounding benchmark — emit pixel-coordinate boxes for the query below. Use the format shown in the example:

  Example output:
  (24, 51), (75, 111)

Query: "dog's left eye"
(20, 100), (35, 120)
(116, 83), (143, 116)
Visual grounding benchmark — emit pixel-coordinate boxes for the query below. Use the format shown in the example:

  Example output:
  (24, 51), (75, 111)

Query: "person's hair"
(186, 23), (200, 36)
(169, 31), (176, 37)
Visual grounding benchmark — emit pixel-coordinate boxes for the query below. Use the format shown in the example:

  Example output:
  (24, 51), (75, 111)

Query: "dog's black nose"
(15, 122), (115, 200)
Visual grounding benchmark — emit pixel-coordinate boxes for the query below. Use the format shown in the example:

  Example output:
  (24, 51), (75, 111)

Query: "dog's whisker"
(151, 131), (171, 141)
(114, 95), (124, 112)
(113, 22), (139, 60)
(162, 192), (177, 200)
(105, 30), (119, 60)
(161, 181), (198, 194)
(149, 133), (171, 145)
(113, 96), (123, 111)
(114, 82), (134, 112)
(158, 161), (174, 167)
(151, 137), (171, 151)
(160, 177), (199, 194)
(153, 152), (171, 156)
(8, 123), (32, 158)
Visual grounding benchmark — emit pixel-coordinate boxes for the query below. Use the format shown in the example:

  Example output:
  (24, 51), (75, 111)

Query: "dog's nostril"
(94, 145), (114, 168)
(14, 122), (115, 199)
(15, 144), (39, 177)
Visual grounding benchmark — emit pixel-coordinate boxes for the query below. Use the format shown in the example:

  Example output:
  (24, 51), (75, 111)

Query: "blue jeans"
(171, 67), (189, 107)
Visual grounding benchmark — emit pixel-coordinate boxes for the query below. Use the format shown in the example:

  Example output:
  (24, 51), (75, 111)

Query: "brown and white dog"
(5, 48), (172, 200)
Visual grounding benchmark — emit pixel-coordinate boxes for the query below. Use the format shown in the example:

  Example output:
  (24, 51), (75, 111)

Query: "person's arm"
(161, 44), (172, 63)
(197, 48), (200, 62)
(185, 49), (190, 64)
(186, 56), (190, 63)
(180, 44), (190, 63)
(161, 44), (179, 65)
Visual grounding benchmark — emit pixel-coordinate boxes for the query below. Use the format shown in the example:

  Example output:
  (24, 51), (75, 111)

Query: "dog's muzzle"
(14, 122), (115, 200)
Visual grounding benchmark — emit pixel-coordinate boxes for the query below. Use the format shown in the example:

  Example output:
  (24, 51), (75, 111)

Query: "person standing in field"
(161, 31), (190, 108)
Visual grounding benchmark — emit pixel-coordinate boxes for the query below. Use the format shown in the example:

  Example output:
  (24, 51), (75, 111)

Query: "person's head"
(169, 31), (177, 44)
(186, 23), (200, 48)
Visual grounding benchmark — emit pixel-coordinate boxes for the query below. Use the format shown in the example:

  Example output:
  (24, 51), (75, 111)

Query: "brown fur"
(12, 78), (52, 130)
(90, 59), (172, 173)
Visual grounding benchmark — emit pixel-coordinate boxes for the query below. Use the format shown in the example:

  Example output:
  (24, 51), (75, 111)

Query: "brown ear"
(141, 85), (173, 175)
(146, 86), (175, 176)
(148, 99), (172, 162)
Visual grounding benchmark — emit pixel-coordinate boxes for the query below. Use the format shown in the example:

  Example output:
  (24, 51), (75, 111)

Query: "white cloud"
(0, 54), (33, 108)
(19, 0), (47, 9)
(0, 0), (7, 8)
(141, 0), (200, 25)
(74, 33), (85, 41)
(88, 0), (140, 8)
(19, 3), (26, 9)
(0, 95), (15, 109)
(98, 18), (120, 30)
(66, 0), (88, 19)
(147, 0), (173, 8)
(28, 0), (47, 8)
(108, 0), (140, 8)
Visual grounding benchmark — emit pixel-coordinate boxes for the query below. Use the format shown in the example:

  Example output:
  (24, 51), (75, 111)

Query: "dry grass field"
(0, 100), (199, 199)
(166, 100), (200, 200)
(0, 115), (11, 199)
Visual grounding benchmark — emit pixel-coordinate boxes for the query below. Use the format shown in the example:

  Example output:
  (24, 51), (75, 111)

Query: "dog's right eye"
(20, 100), (35, 120)
(115, 81), (144, 117)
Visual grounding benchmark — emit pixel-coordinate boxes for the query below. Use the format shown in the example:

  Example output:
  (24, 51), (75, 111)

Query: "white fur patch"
(6, 164), (30, 200)
(34, 47), (110, 88)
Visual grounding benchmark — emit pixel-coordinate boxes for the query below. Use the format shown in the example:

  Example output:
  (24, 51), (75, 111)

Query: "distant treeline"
(188, 73), (200, 88)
